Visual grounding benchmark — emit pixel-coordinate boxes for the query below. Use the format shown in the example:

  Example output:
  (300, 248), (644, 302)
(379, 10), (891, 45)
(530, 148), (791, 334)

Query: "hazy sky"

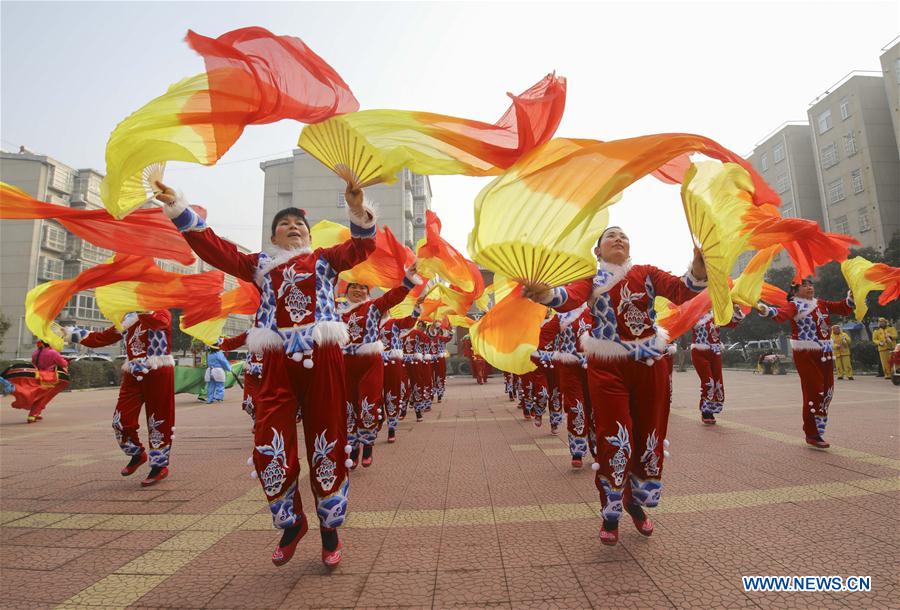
(2, 1), (897, 272)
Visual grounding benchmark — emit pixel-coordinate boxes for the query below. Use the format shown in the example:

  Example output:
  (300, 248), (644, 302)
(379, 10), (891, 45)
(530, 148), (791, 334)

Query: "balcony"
(404, 192), (414, 219)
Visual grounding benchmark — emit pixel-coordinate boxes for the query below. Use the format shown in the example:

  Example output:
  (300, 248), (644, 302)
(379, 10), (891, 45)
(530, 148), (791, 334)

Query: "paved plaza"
(0, 369), (897, 609)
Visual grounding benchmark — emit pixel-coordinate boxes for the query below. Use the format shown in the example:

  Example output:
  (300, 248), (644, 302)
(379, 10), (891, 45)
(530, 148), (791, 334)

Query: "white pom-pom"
(810, 408), (815, 413)
(247, 456), (254, 465)
(344, 458), (354, 468)
(290, 352), (301, 362)
(591, 462), (600, 471)
(808, 401), (814, 406)
(250, 470), (258, 479)
(645, 358), (654, 366)
(663, 439), (670, 449)
(171, 427), (176, 432)
(344, 444), (353, 454)
(170, 435), (175, 440)
(582, 362), (588, 369)
(663, 450), (670, 458)
(821, 356), (826, 362)
(303, 358), (314, 369)
(135, 376), (144, 381)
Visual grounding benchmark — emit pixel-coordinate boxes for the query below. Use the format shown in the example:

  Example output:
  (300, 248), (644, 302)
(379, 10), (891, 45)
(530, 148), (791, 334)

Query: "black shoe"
(837, 376), (844, 380)
(701, 412), (716, 425)
(848, 376), (854, 380)
(349, 447), (359, 469)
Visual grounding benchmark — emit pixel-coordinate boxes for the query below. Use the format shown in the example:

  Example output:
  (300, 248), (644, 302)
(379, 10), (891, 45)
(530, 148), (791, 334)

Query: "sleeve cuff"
(348, 202), (377, 238)
(757, 304), (776, 318)
(682, 267), (708, 291)
(546, 287), (567, 308)
(411, 304), (422, 319)
(845, 290), (855, 310)
(159, 195), (206, 233)
(403, 270), (423, 289)
(121, 313), (140, 330)
(67, 326), (88, 344)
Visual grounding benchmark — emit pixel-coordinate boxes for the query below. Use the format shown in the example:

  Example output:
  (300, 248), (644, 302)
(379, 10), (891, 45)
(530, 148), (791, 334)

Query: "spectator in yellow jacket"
(831, 325), (853, 380)
(873, 318), (897, 379)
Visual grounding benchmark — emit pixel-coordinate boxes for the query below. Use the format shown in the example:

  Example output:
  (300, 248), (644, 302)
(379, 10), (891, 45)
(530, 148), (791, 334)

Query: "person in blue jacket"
(205, 346), (230, 404)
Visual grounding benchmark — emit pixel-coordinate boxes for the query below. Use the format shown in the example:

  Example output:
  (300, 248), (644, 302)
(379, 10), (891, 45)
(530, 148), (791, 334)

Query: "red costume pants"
(344, 353), (384, 447)
(557, 362), (591, 459)
(240, 373), (261, 423)
(691, 348), (725, 415)
(433, 357), (447, 400)
(586, 357), (670, 524)
(792, 349), (834, 439)
(382, 359), (406, 432)
(408, 361), (433, 415)
(112, 367), (175, 468)
(254, 345), (349, 531)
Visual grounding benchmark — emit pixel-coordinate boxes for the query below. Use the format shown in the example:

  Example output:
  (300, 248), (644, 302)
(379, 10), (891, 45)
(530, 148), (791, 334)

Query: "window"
(50, 164), (73, 192)
(336, 192), (346, 208)
(38, 256), (64, 280)
(833, 215), (850, 234)
(81, 242), (112, 263)
(850, 169), (864, 194)
(839, 98), (850, 120)
(775, 173), (791, 194)
(773, 144), (785, 163)
(42, 223), (67, 251)
(781, 205), (796, 218)
(820, 143), (839, 169)
(857, 207), (870, 232)
(817, 109), (832, 134)
(844, 132), (857, 156)
(75, 294), (104, 321)
(760, 153), (769, 172)
(827, 178), (845, 204)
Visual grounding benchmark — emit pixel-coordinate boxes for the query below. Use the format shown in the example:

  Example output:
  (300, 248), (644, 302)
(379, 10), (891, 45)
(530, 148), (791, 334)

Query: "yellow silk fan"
(681, 161), (760, 326)
(298, 115), (389, 188)
(117, 162), (166, 213)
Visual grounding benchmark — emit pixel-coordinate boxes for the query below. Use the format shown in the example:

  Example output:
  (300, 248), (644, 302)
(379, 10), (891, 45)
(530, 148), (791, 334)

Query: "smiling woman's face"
(271, 215), (310, 250)
(595, 227), (630, 265)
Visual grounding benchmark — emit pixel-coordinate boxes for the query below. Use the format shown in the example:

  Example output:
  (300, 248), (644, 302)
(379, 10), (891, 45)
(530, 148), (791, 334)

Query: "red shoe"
(272, 516), (308, 566)
(550, 425), (559, 435)
(701, 413), (716, 425)
(806, 436), (830, 449)
(322, 539), (343, 568)
(140, 466), (168, 486)
(630, 513), (654, 537)
(599, 522), (619, 546)
(387, 436), (396, 444)
(523, 412), (533, 420)
(121, 451), (147, 476)
(571, 458), (583, 468)
(361, 446), (373, 468)
(534, 416), (543, 428)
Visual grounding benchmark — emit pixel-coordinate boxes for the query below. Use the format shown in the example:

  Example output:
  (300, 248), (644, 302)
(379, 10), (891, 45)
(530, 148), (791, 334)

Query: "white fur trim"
(791, 339), (828, 351)
(313, 320), (350, 346)
(121, 354), (175, 372)
(690, 344), (712, 351)
(684, 265), (708, 289)
(157, 191), (188, 219)
(351, 341), (385, 356)
(63, 326), (77, 343)
(791, 297), (817, 322)
(552, 353), (582, 364)
(666, 344), (677, 356)
(407, 353), (424, 361)
(246, 327), (284, 353)
(386, 348), (404, 361)
(694, 312), (714, 328)
(122, 313), (140, 330)
(590, 260), (633, 299)
(255, 246), (313, 284)
(406, 269), (424, 285)
(580, 335), (629, 361)
(348, 202), (377, 230)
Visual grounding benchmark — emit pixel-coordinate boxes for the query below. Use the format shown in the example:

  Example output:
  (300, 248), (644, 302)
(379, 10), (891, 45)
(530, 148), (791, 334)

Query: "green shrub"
(65, 361), (122, 389)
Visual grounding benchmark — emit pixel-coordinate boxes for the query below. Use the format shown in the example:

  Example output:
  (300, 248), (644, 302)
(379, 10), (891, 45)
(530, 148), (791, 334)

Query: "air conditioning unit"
(413, 217), (426, 227)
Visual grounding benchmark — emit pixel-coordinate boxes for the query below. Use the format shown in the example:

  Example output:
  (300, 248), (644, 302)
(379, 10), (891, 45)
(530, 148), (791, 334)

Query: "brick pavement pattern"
(1, 370), (897, 609)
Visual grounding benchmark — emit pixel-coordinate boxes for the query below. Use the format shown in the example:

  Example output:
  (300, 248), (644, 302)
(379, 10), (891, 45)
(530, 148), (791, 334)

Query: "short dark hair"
(271, 207), (310, 237)
(597, 226), (623, 247)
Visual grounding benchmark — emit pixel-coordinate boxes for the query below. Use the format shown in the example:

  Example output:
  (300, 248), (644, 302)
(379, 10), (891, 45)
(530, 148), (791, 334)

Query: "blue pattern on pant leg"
(628, 473), (662, 508)
(550, 411), (563, 427)
(598, 478), (624, 523)
(356, 428), (377, 446)
(270, 482), (299, 529)
(568, 433), (588, 459)
(317, 478), (350, 528)
(149, 445), (170, 467)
